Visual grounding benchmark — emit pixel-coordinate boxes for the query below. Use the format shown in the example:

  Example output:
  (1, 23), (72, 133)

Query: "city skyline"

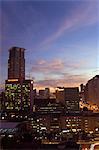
(0, 0), (99, 91)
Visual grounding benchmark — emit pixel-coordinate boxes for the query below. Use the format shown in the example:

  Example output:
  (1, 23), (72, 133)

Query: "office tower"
(5, 79), (33, 111)
(84, 75), (99, 106)
(56, 88), (65, 104)
(64, 87), (80, 111)
(5, 47), (34, 112)
(8, 47), (25, 81)
(45, 88), (50, 99)
(38, 88), (50, 99)
(56, 87), (80, 110)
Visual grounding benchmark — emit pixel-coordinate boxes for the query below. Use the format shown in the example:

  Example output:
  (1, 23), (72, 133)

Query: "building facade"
(5, 79), (33, 112)
(4, 47), (34, 112)
(8, 47), (25, 81)
(84, 75), (99, 106)
(81, 112), (99, 133)
(56, 87), (80, 111)
(64, 87), (80, 111)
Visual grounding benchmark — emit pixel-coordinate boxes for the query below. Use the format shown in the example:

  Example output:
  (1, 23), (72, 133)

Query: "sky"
(0, 0), (99, 91)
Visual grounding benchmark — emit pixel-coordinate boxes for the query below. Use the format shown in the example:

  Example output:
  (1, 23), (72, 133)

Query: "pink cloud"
(30, 58), (90, 90)
(31, 59), (64, 74)
(31, 58), (88, 76)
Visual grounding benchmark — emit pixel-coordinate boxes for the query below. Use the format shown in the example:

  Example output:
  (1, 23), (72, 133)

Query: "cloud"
(29, 56), (97, 91)
(34, 74), (88, 91)
(40, 1), (98, 47)
(30, 58), (89, 90)
(30, 58), (88, 77)
(31, 59), (64, 74)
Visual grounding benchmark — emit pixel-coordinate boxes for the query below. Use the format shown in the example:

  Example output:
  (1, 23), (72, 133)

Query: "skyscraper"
(8, 47), (25, 81)
(5, 47), (34, 112)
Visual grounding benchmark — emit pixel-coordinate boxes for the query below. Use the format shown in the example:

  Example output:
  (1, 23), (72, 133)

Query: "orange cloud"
(34, 74), (88, 92)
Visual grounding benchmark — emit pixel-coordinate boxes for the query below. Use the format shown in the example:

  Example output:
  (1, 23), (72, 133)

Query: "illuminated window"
(85, 120), (88, 122)
(72, 124), (76, 127)
(72, 129), (76, 132)
(67, 124), (71, 127)
(53, 118), (58, 121)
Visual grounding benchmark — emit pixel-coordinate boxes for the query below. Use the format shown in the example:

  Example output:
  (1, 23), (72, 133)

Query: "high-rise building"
(5, 79), (33, 112)
(56, 87), (80, 111)
(8, 47), (25, 81)
(64, 87), (80, 111)
(5, 47), (34, 112)
(84, 75), (99, 106)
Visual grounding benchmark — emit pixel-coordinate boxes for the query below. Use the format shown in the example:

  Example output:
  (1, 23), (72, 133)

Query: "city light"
(0, 0), (99, 149)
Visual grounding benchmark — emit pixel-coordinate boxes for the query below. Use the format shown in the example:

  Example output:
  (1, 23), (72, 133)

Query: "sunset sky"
(0, 0), (99, 91)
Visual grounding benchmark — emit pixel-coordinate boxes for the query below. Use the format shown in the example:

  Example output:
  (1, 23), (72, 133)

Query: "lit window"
(53, 118), (58, 121)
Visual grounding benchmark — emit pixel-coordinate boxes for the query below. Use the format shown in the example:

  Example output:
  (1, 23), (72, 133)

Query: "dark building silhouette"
(64, 87), (80, 111)
(84, 75), (99, 106)
(8, 47), (25, 81)
(56, 87), (80, 111)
